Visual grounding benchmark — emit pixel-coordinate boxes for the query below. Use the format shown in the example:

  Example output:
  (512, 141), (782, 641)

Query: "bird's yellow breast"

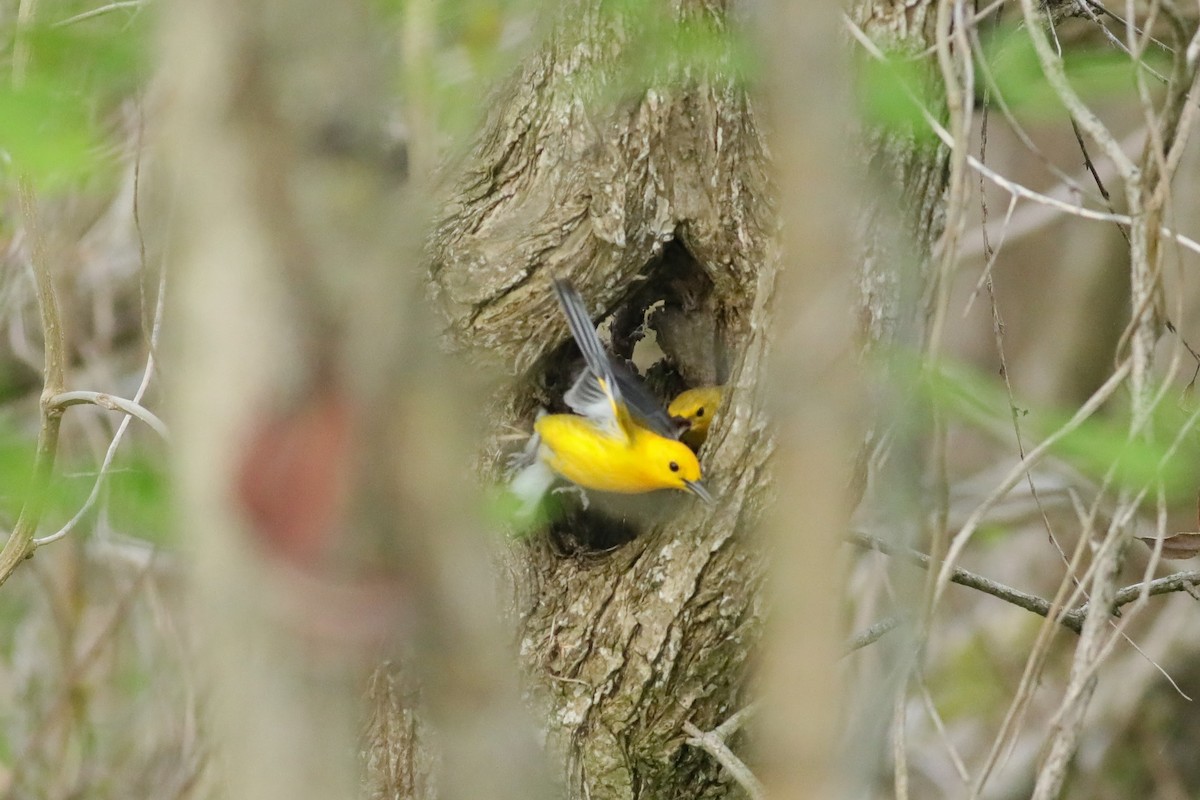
(534, 414), (698, 494)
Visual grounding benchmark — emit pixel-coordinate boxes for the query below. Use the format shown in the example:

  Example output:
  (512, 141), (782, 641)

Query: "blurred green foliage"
(858, 49), (941, 144)
(0, 412), (171, 545)
(0, 8), (147, 191)
(859, 25), (1167, 141)
(484, 481), (558, 538)
(979, 25), (1166, 119)
(103, 454), (172, 543)
(933, 631), (1022, 722)
(52, 449), (173, 545)
(924, 357), (1197, 503)
(371, 0), (756, 147)
(603, 0), (758, 89)
(366, 0), (534, 140)
(0, 77), (104, 186)
(0, 417), (35, 522)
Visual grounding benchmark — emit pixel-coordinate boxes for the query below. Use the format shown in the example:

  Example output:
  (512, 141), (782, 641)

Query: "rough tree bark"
(430, 2), (770, 796)
(413, 0), (947, 798)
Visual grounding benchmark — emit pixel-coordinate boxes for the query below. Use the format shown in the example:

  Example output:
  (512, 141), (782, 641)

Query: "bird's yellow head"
(668, 386), (724, 448)
(638, 433), (713, 503)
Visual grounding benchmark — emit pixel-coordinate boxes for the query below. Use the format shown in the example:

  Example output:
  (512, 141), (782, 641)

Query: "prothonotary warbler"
(668, 386), (724, 450)
(509, 279), (713, 517)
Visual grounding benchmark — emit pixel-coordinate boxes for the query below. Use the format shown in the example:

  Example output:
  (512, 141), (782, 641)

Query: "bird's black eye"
(695, 408), (705, 418)
(669, 461), (680, 472)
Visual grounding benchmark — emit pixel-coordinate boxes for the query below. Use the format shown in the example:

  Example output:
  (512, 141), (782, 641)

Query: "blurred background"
(0, 1), (1198, 798)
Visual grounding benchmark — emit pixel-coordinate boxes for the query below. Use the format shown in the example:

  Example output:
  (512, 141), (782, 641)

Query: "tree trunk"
(398, 0), (946, 797)
(430, 2), (771, 796)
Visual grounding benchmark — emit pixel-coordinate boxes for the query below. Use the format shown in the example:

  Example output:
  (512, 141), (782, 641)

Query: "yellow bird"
(668, 386), (724, 449)
(509, 279), (713, 517)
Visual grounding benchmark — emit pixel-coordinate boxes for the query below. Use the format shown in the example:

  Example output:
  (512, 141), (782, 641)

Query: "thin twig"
(49, 391), (169, 440)
(34, 261), (167, 547)
(967, 18), (1108, 209)
(33, 115), (168, 549)
(844, 17), (1200, 258)
(1033, 520), (1126, 799)
(917, 674), (970, 785)
(52, 0), (143, 27)
(850, 531), (1200, 635)
(0, 180), (67, 587)
(892, 687), (909, 800)
(970, 491), (1097, 798)
(1085, 569), (1200, 618)
(926, 0), (975, 360)
(932, 359), (1133, 609)
(1078, 0), (1175, 55)
(844, 616), (901, 654)
(4, 551), (158, 793)
(958, 127), (1147, 261)
(711, 703), (758, 740)
(682, 720), (765, 800)
(1017, 0), (1137, 180)
(0, 0), (70, 588)
(850, 532), (1074, 630)
(34, 408), (145, 548)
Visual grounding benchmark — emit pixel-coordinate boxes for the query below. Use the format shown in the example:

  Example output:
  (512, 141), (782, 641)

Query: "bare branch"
(851, 531), (1200, 636)
(845, 17), (1200, 258)
(932, 359), (1133, 609)
(958, 128), (1146, 261)
(21, 113), (168, 553)
(50, 391), (169, 440)
(892, 689), (909, 800)
(1089, 569), (1200, 617)
(849, 532), (1075, 630)
(683, 720), (765, 800)
(3, 551), (159, 792)
(0, 0), (71, 589)
(844, 616), (902, 654)
(52, 0), (144, 27)
(0, 179), (67, 588)
(1016, 0), (1137, 180)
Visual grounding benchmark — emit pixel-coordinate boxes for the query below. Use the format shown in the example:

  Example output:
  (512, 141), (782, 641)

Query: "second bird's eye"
(669, 461), (680, 472)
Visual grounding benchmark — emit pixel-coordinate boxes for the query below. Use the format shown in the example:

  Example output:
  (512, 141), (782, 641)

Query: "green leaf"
(0, 78), (105, 188)
(857, 50), (939, 143)
(0, 18), (148, 189)
(22, 21), (147, 94)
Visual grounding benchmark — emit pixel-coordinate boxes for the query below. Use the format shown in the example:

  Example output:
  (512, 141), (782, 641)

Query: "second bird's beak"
(685, 479), (714, 505)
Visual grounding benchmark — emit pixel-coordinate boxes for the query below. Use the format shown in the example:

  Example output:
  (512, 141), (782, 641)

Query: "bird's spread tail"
(506, 414), (556, 520)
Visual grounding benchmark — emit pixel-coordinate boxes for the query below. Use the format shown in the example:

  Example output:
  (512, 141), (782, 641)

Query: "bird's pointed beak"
(684, 479), (713, 505)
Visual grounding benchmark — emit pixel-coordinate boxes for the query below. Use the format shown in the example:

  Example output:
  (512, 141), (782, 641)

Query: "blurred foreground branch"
(160, 0), (550, 797)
